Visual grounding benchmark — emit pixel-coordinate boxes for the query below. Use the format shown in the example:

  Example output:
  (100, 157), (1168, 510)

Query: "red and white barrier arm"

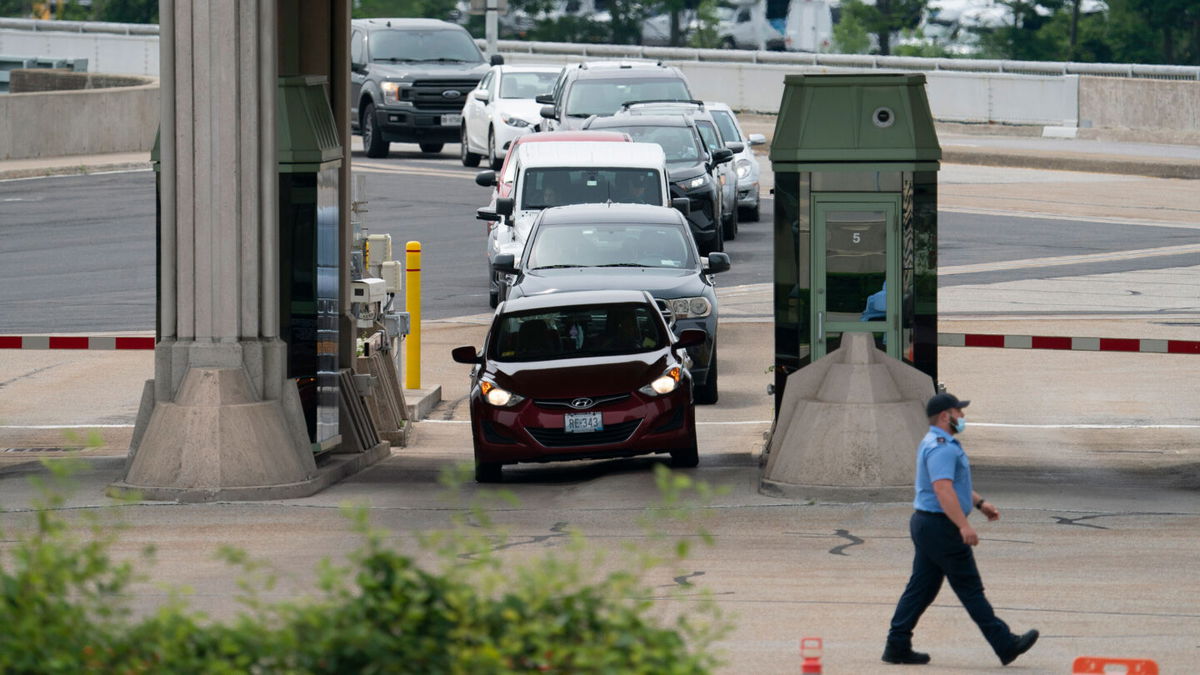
(0, 336), (155, 350)
(938, 333), (1200, 355)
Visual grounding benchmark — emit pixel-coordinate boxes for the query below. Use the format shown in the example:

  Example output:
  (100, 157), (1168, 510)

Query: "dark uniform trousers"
(887, 510), (1014, 658)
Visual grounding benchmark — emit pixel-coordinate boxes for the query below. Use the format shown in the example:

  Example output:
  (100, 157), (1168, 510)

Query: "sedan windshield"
(565, 79), (691, 117)
(521, 168), (662, 209)
(526, 223), (695, 270)
(501, 71), (558, 99)
(601, 125), (702, 164)
(492, 303), (667, 361)
(370, 29), (483, 63)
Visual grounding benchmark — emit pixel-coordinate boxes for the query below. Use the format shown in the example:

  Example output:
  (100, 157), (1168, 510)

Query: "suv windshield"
(601, 125), (702, 164)
(370, 29), (483, 63)
(565, 79), (691, 117)
(492, 303), (667, 361)
(521, 168), (662, 209)
(501, 72), (558, 99)
(526, 223), (695, 270)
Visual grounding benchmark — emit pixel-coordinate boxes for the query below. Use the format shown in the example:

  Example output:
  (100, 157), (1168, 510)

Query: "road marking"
(0, 424), (134, 429)
(941, 206), (1200, 231)
(354, 163), (471, 180)
(940, 243), (1200, 276)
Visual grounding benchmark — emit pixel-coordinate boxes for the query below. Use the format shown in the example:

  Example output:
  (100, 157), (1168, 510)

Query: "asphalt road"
(1, 150), (1198, 333)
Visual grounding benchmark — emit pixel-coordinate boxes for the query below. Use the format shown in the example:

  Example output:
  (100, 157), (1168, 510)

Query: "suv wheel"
(419, 142), (444, 154)
(740, 201), (760, 222)
(488, 129), (502, 171)
(694, 345), (719, 405)
(723, 207), (738, 240)
(460, 126), (481, 167)
(362, 103), (389, 158)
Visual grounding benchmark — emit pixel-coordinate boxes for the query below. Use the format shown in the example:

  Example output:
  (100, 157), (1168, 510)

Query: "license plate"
(564, 412), (603, 434)
(441, 113), (462, 126)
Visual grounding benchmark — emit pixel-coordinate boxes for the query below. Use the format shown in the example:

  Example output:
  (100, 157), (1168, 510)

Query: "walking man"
(883, 393), (1039, 666)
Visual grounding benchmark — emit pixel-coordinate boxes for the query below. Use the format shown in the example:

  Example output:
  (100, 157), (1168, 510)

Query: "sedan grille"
(533, 394), (630, 410)
(526, 419), (642, 448)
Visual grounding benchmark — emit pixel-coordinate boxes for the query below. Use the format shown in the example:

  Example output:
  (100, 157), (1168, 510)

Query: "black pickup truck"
(350, 18), (500, 158)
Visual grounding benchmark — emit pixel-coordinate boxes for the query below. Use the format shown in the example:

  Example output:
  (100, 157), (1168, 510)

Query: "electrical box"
(380, 260), (403, 294)
(365, 233), (393, 273)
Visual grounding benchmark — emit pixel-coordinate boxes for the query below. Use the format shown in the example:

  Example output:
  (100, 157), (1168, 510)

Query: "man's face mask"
(951, 415), (966, 434)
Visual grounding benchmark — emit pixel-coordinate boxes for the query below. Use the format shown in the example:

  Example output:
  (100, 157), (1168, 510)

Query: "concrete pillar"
(760, 333), (934, 501)
(116, 0), (319, 502)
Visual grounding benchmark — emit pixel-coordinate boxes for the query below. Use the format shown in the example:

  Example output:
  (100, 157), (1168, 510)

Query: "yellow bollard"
(404, 241), (421, 390)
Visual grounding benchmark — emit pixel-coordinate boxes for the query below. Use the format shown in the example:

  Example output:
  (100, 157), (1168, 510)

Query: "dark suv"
(350, 18), (500, 158)
(537, 61), (692, 132)
(584, 114), (733, 255)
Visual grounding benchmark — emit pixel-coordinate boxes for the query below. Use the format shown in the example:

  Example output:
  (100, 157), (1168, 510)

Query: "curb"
(0, 160), (152, 181)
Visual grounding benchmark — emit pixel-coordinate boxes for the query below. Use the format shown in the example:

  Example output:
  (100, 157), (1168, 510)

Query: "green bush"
(0, 462), (727, 673)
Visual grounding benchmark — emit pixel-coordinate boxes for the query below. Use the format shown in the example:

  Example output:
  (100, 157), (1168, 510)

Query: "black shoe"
(881, 645), (931, 665)
(1000, 629), (1039, 666)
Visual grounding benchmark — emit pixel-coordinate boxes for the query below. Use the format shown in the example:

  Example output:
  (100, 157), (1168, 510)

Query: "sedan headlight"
(480, 379), (524, 408)
(674, 175), (709, 191)
(666, 297), (712, 319)
(735, 158), (753, 179)
(380, 81), (401, 105)
(500, 113), (532, 128)
(639, 366), (682, 396)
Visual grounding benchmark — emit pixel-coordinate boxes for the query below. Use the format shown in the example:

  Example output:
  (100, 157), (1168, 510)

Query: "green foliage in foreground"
(0, 461), (727, 673)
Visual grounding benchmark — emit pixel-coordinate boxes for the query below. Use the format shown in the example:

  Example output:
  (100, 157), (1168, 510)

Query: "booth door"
(811, 196), (900, 362)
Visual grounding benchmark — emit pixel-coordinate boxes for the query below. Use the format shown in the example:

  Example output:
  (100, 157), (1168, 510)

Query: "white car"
(460, 65), (562, 170)
(705, 101), (766, 222)
(476, 141), (677, 306)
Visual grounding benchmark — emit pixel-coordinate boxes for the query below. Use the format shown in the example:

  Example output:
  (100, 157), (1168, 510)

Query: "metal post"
(485, 0), (498, 60)
(404, 241), (422, 390)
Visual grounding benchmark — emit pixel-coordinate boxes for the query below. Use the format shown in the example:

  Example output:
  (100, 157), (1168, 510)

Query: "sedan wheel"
(460, 126), (481, 167)
(475, 461), (502, 483)
(670, 444), (699, 468)
(488, 129), (502, 171)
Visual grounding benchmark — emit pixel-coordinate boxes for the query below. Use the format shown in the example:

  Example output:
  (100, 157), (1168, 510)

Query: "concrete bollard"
(760, 332), (934, 501)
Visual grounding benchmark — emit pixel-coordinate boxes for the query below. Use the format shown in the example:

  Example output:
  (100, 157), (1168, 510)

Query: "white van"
(477, 141), (679, 305)
(717, 0), (833, 52)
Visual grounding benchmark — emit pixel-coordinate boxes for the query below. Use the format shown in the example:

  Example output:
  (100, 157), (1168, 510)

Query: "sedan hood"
(514, 267), (706, 300)
(492, 351), (670, 399)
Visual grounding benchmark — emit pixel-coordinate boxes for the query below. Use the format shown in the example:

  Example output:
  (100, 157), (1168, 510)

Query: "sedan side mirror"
(490, 54), (505, 66)
(711, 148), (734, 165)
(475, 170), (497, 187)
(451, 345), (482, 364)
(748, 133), (766, 146)
(492, 253), (517, 274)
(535, 93), (554, 105)
(495, 197), (515, 218)
(472, 90), (490, 103)
(704, 251), (730, 274)
(725, 141), (744, 154)
(674, 328), (707, 351)
(539, 105), (557, 120)
(670, 197), (691, 215)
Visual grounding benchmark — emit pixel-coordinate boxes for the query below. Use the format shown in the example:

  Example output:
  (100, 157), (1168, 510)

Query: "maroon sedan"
(452, 289), (705, 483)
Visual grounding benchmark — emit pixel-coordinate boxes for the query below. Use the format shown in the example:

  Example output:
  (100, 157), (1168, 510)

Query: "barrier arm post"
(405, 241), (421, 390)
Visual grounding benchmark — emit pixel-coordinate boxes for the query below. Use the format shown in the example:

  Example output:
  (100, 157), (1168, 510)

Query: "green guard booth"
(769, 73), (941, 411)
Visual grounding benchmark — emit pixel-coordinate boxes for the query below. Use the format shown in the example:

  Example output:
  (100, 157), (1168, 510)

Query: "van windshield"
(521, 168), (662, 209)
(370, 29), (483, 63)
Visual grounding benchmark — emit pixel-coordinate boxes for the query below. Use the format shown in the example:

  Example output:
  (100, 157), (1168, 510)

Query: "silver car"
(705, 101), (767, 222)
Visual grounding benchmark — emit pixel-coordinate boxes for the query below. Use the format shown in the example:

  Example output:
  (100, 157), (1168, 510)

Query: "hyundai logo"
(569, 397), (594, 410)
(442, 89), (463, 100)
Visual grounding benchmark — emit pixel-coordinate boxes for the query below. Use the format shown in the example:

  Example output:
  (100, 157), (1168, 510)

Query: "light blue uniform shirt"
(913, 426), (973, 515)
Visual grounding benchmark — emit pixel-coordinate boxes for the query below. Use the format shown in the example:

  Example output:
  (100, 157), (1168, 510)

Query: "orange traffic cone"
(1072, 656), (1158, 674)
(800, 637), (823, 674)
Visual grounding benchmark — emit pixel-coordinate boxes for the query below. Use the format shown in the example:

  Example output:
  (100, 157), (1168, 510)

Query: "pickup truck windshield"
(521, 168), (663, 209)
(371, 29), (483, 64)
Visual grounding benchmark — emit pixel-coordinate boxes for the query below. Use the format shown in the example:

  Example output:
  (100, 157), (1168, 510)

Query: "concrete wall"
(1079, 76), (1200, 136)
(0, 74), (157, 160)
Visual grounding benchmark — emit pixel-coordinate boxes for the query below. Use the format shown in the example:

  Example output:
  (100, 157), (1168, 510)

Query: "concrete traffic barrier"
(760, 332), (933, 501)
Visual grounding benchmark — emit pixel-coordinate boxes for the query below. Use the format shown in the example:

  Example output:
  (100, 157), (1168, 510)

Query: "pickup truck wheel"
(488, 265), (500, 308)
(362, 103), (389, 158)
(488, 129), (502, 171)
(460, 126), (481, 167)
(419, 142), (444, 154)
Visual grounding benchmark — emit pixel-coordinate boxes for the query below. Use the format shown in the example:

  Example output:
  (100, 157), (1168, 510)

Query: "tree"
(839, 0), (927, 56)
(90, 0), (156, 23)
(833, 3), (871, 54)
